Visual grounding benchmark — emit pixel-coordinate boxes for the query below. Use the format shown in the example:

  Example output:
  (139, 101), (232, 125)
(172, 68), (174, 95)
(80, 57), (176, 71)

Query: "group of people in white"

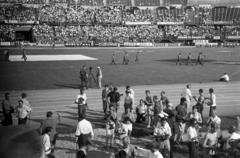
(72, 82), (240, 158)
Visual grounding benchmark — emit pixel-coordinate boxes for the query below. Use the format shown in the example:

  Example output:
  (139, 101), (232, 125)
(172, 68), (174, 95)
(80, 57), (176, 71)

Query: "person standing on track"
(206, 88), (216, 117)
(75, 88), (88, 121)
(135, 51), (139, 62)
(15, 100), (32, 125)
(181, 84), (192, 113)
(21, 93), (31, 108)
(80, 65), (88, 89)
(110, 54), (116, 65)
(21, 49), (27, 61)
(102, 84), (110, 119)
(123, 52), (129, 65)
(196, 52), (204, 66)
(96, 66), (102, 89)
(186, 53), (193, 66)
(2, 93), (14, 126)
(176, 53), (182, 65)
(107, 87), (122, 113)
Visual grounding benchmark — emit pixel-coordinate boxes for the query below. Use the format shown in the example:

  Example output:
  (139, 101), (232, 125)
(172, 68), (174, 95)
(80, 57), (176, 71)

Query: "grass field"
(0, 47), (240, 91)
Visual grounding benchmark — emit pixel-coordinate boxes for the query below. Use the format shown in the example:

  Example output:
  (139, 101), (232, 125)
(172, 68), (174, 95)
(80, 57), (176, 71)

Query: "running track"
(2, 81), (240, 129)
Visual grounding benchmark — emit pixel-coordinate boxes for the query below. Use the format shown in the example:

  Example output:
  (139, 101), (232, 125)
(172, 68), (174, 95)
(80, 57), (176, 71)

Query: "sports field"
(0, 46), (240, 130)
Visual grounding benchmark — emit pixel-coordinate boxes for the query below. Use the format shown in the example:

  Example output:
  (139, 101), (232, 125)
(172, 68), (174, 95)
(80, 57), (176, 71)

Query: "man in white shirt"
(126, 86), (135, 108)
(154, 116), (171, 158)
(187, 118), (198, 158)
(43, 126), (54, 155)
(15, 100), (32, 125)
(207, 110), (222, 138)
(226, 126), (240, 149)
(206, 88), (216, 116)
(75, 88), (87, 121)
(21, 93), (30, 107)
(135, 142), (163, 158)
(203, 123), (218, 157)
(96, 66), (102, 89)
(220, 73), (229, 82)
(75, 113), (94, 148)
(181, 84), (192, 113)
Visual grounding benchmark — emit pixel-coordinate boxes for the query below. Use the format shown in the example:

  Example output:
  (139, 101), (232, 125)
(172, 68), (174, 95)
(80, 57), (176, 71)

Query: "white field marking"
(6, 84), (240, 96)
(9, 55), (98, 61)
(124, 47), (144, 49)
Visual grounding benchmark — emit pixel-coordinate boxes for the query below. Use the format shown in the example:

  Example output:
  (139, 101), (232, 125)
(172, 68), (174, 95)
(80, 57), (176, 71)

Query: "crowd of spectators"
(222, 26), (240, 36)
(33, 24), (54, 44)
(0, 25), (15, 41)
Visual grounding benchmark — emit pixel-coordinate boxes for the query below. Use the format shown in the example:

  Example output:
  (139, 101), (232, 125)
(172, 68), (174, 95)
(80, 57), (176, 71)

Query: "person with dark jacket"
(80, 65), (88, 89)
(107, 87), (122, 113)
(2, 93), (14, 126)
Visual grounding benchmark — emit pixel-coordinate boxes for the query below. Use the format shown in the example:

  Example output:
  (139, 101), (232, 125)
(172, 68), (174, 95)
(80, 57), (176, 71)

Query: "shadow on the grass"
(54, 84), (80, 89)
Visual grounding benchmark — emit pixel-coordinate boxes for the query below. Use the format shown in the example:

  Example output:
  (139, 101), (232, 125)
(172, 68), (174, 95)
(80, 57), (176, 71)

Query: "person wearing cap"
(154, 114), (171, 158)
(220, 73), (229, 82)
(15, 99), (32, 125)
(187, 118), (199, 158)
(107, 87), (122, 113)
(102, 84), (110, 119)
(135, 141), (163, 158)
(174, 97), (188, 144)
(39, 111), (61, 154)
(136, 99), (147, 123)
(2, 93), (14, 125)
(96, 66), (102, 89)
(206, 88), (216, 117)
(124, 90), (133, 112)
(75, 88), (88, 121)
(75, 113), (94, 149)
(203, 123), (218, 157)
(80, 65), (88, 89)
(181, 84), (192, 113)
(186, 106), (202, 134)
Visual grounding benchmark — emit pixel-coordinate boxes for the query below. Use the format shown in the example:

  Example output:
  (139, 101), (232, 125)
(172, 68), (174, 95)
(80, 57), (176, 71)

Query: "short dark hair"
(126, 86), (130, 89)
(118, 150), (127, 158)
(18, 100), (23, 103)
(104, 84), (109, 87)
(21, 93), (27, 98)
(180, 97), (186, 103)
(113, 87), (118, 91)
(190, 118), (197, 125)
(145, 90), (150, 94)
(5, 93), (9, 97)
(192, 106), (197, 110)
(199, 89), (203, 93)
(209, 88), (214, 93)
(161, 91), (165, 95)
(45, 126), (53, 133)
(46, 111), (53, 117)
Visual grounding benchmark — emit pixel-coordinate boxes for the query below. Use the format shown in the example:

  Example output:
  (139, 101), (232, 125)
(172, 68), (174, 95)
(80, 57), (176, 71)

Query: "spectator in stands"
(0, 125), (45, 158)
(21, 93), (30, 107)
(15, 100), (32, 125)
(2, 93), (14, 125)
(220, 73), (230, 82)
(39, 111), (61, 154)
(75, 113), (94, 149)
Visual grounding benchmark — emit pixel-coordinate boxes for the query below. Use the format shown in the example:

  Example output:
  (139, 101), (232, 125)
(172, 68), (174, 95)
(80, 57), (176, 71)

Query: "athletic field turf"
(0, 47), (240, 131)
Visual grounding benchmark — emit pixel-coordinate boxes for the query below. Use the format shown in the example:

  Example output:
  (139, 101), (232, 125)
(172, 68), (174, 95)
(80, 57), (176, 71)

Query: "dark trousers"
(188, 142), (198, 158)
(18, 117), (28, 125)
(196, 59), (203, 66)
(77, 133), (91, 148)
(78, 104), (86, 121)
(110, 102), (120, 113)
(176, 59), (181, 65)
(110, 60), (116, 65)
(220, 78), (228, 82)
(136, 113), (146, 123)
(123, 59), (129, 65)
(3, 113), (13, 125)
(209, 106), (216, 117)
(51, 133), (58, 153)
(81, 77), (88, 89)
(186, 59), (193, 66)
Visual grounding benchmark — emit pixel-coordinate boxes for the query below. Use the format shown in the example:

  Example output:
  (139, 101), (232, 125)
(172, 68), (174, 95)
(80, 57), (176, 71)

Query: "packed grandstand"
(0, 0), (240, 47)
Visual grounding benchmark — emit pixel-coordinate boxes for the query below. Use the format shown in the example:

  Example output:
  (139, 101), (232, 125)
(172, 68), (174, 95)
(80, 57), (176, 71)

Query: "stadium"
(1, 0), (240, 158)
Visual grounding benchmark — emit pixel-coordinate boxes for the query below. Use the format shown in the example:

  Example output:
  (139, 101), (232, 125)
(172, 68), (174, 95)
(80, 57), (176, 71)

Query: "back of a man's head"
(79, 113), (86, 120)
(0, 126), (45, 158)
